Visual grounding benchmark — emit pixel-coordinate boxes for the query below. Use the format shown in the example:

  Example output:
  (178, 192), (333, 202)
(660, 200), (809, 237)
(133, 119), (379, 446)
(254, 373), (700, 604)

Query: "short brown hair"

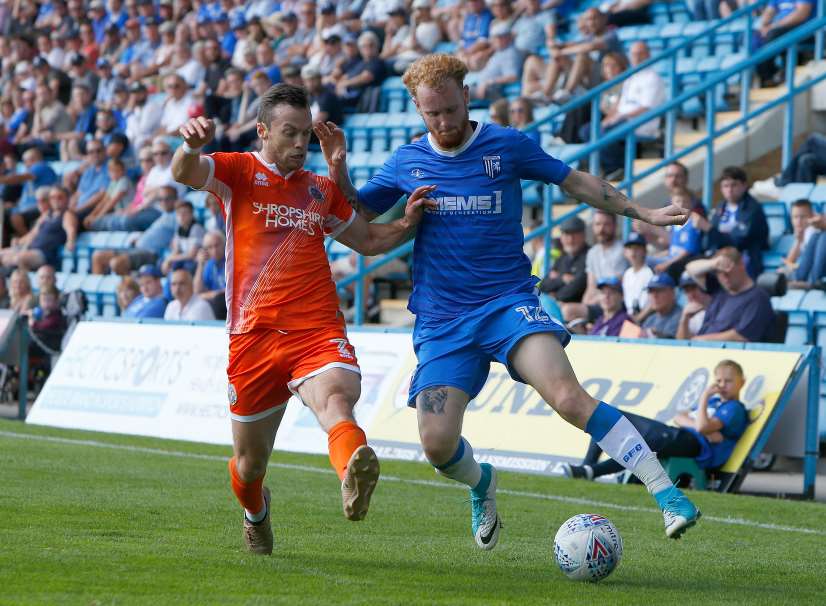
(402, 54), (468, 98)
(720, 166), (747, 183)
(715, 359), (744, 379)
(713, 246), (742, 264)
(256, 83), (309, 126)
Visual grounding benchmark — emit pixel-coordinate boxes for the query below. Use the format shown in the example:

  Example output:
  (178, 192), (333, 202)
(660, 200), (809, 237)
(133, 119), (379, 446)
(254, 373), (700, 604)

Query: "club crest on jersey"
(308, 185), (325, 201)
(483, 155), (501, 179)
(410, 168), (425, 179)
(254, 172), (269, 187)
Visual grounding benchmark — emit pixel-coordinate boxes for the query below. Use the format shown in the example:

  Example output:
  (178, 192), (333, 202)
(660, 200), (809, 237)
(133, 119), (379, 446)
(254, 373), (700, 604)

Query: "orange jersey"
(200, 151), (355, 334)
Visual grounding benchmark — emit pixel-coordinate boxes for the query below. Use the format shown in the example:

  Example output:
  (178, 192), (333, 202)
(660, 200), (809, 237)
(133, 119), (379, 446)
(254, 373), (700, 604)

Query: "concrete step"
(379, 299), (415, 327)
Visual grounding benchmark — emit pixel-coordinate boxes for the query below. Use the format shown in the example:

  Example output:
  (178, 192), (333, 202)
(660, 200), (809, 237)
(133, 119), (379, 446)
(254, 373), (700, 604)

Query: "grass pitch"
(1, 419), (825, 605)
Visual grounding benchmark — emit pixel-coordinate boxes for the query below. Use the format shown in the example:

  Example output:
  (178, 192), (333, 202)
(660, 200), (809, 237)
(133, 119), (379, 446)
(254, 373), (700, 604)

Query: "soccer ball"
(553, 513), (623, 582)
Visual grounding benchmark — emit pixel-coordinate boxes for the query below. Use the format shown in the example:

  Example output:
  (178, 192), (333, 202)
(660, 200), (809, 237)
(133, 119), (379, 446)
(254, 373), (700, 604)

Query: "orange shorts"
(227, 322), (359, 422)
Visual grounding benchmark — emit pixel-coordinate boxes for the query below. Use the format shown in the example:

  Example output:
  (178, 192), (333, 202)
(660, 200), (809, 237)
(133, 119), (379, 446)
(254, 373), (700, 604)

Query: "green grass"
(1, 419), (825, 605)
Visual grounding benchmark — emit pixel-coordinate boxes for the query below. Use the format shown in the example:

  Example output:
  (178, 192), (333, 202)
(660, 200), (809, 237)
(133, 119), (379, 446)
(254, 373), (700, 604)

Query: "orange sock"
(227, 456), (264, 514)
(328, 420), (367, 480)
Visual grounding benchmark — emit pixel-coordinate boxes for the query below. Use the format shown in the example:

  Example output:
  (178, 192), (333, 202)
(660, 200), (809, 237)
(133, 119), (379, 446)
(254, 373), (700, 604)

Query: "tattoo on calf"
(419, 387), (448, 415)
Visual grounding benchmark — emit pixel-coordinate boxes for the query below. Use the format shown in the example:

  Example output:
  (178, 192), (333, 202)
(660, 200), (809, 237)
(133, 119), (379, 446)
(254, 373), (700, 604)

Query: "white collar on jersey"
(253, 151), (296, 179)
(427, 121), (484, 158)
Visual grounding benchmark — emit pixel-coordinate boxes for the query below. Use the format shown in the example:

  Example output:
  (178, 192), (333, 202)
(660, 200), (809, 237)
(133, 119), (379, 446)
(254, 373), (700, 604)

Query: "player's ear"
(256, 122), (268, 140)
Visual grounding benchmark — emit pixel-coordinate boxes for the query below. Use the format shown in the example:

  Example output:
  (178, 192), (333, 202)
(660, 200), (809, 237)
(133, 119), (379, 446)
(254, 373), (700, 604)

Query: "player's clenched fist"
(179, 117), (216, 149)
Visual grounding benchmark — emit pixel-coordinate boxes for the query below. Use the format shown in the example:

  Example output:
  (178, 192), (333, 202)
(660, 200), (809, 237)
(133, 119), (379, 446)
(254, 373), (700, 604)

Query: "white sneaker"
(551, 89), (572, 104)
(751, 176), (782, 200)
(471, 463), (502, 550)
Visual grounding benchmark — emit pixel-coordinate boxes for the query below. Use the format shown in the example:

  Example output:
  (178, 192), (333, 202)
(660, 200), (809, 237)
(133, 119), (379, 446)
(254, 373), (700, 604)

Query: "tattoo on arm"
(419, 387), (448, 415)
(599, 179), (640, 219)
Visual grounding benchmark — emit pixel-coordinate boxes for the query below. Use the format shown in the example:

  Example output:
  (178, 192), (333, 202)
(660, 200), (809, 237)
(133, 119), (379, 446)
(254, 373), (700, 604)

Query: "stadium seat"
(799, 289), (826, 312)
(785, 310), (812, 345)
(779, 183), (814, 204)
(771, 288), (805, 311)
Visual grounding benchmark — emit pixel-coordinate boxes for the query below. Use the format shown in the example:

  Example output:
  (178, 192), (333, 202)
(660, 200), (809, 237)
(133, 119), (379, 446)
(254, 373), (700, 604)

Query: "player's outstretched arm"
(334, 185), (437, 256)
(171, 117), (216, 190)
(560, 169), (689, 227)
(314, 121), (380, 221)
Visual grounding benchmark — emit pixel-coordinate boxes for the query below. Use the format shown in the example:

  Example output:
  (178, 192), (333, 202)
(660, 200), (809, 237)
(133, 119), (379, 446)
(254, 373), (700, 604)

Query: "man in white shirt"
(595, 41), (665, 179)
(125, 82), (164, 152)
(164, 268), (216, 321)
(158, 73), (193, 137)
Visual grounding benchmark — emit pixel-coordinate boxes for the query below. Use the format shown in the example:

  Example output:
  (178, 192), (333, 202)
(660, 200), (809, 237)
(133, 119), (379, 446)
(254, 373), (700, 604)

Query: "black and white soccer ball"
(553, 513), (623, 582)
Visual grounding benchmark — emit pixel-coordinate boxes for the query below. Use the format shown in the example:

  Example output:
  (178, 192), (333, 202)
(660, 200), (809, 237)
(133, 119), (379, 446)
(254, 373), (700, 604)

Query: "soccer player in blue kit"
(314, 54), (700, 550)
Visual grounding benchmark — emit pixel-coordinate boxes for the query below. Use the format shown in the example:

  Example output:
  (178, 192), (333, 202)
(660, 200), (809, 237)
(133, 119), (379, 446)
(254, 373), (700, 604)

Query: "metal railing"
(339, 7), (826, 325)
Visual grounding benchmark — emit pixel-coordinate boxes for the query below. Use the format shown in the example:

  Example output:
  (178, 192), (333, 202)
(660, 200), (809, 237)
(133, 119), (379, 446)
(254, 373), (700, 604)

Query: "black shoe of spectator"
(561, 463), (594, 480)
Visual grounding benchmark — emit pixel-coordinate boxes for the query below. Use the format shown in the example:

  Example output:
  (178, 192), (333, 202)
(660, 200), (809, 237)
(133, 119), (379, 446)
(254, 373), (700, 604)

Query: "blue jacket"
(704, 193), (769, 277)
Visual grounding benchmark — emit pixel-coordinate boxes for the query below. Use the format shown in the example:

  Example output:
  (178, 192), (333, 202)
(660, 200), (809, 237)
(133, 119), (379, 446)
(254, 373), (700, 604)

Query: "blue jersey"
(358, 122), (571, 319)
(668, 220), (702, 258)
(688, 395), (749, 469)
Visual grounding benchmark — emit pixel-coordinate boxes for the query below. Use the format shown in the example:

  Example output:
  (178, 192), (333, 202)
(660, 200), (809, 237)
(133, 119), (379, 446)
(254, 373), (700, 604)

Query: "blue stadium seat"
(785, 310), (812, 345)
(762, 201), (790, 245)
(799, 290), (826, 312)
(779, 183), (814, 204)
(771, 288), (805, 311)
(808, 184), (826, 206)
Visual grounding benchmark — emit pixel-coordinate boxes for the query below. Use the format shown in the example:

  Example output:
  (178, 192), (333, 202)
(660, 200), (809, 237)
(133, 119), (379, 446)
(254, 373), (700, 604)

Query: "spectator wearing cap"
(380, 5), (412, 63)
(273, 11), (312, 68)
(67, 47), (100, 95)
(99, 24), (123, 65)
(388, 0), (443, 73)
(621, 231), (653, 318)
(0, 148), (58, 239)
(158, 73), (193, 137)
(303, 64), (343, 127)
(539, 216), (590, 303)
(124, 264), (167, 319)
(562, 210), (628, 325)
(588, 277), (629, 337)
(308, 4), (347, 59)
(336, 31), (387, 111)
(125, 82), (163, 152)
(92, 185), (178, 275)
(281, 64), (304, 87)
(95, 57), (126, 106)
(312, 30), (346, 80)
(468, 22), (523, 100)
(361, 0), (405, 28)
(675, 271), (712, 339)
(68, 139), (111, 223)
(93, 108), (124, 147)
(194, 229), (227, 320)
(160, 201), (205, 275)
(684, 247), (774, 343)
(693, 166), (769, 278)
(164, 268), (216, 321)
(31, 54), (73, 106)
(636, 274), (682, 339)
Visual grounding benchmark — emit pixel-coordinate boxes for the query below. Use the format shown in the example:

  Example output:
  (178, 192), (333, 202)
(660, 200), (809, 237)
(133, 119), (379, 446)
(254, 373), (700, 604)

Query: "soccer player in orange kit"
(171, 83), (435, 555)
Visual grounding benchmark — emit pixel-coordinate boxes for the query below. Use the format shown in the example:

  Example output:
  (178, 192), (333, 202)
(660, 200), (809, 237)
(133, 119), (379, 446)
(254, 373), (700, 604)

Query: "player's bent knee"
(419, 429), (458, 466)
(235, 454), (268, 482)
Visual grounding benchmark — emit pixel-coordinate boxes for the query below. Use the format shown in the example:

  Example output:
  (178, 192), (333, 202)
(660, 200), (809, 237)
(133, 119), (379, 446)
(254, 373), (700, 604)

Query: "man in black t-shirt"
(302, 64), (343, 127)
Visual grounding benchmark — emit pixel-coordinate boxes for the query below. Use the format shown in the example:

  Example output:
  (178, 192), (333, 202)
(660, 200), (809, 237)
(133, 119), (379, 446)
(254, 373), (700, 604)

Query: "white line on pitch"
(2, 429), (823, 537)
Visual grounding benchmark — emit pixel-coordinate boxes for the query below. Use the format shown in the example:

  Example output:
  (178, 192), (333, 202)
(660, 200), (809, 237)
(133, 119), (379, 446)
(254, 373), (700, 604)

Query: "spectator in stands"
(303, 64), (343, 129)
(28, 286), (67, 360)
(93, 108), (123, 146)
(579, 41), (665, 179)
(455, 0), (494, 71)
(158, 73), (193, 137)
(380, 4), (412, 62)
(9, 269), (35, 314)
(144, 138), (184, 198)
(164, 268), (216, 321)
(604, 0), (653, 27)
(487, 98), (510, 126)
(512, 0), (554, 56)
(0, 147), (58, 238)
(508, 98), (540, 144)
(85, 158), (134, 230)
(94, 58), (124, 107)
(684, 247), (774, 342)
(789, 209), (826, 289)
(203, 193), (226, 233)
(1, 185), (76, 270)
(36, 264), (57, 292)
(562, 210), (628, 324)
(311, 30), (346, 79)
(468, 23), (523, 101)
(780, 199), (817, 274)
(199, 38), (232, 97)
(216, 69), (272, 151)
(0, 273), (9, 309)
(123, 263), (167, 319)
(753, 0), (814, 87)
(336, 31), (387, 111)
(564, 359), (749, 481)
(636, 274), (682, 339)
(194, 229), (227, 320)
(91, 185), (178, 275)
(676, 271), (712, 339)
(273, 11), (312, 68)
(694, 166), (769, 278)
(538, 216), (589, 304)
(640, 188), (705, 282)
(205, 67), (246, 134)
(160, 200), (205, 275)
(522, 9), (621, 105)
(58, 84), (96, 161)
(587, 276), (629, 337)
(116, 276), (141, 315)
(621, 232), (653, 319)
(67, 139), (110, 223)
(752, 133), (826, 199)
(124, 82), (163, 153)
(18, 81), (73, 157)
(387, 0), (443, 73)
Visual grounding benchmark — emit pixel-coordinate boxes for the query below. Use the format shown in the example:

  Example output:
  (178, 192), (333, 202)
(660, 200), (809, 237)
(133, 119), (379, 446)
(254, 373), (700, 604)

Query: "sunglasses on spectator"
(153, 149), (170, 156)
(139, 156), (153, 162)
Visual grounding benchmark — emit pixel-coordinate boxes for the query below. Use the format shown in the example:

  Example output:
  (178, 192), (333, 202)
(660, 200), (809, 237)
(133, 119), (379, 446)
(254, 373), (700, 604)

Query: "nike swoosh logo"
(479, 517), (499, 545)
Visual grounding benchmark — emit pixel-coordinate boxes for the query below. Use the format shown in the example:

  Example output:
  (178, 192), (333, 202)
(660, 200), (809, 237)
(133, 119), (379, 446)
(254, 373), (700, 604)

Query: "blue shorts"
(408, 291), (570, 406)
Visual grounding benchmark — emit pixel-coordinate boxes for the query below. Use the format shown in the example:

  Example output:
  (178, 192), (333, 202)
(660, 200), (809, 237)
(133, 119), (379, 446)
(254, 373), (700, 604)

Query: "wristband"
(181, 142), (203, 156)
